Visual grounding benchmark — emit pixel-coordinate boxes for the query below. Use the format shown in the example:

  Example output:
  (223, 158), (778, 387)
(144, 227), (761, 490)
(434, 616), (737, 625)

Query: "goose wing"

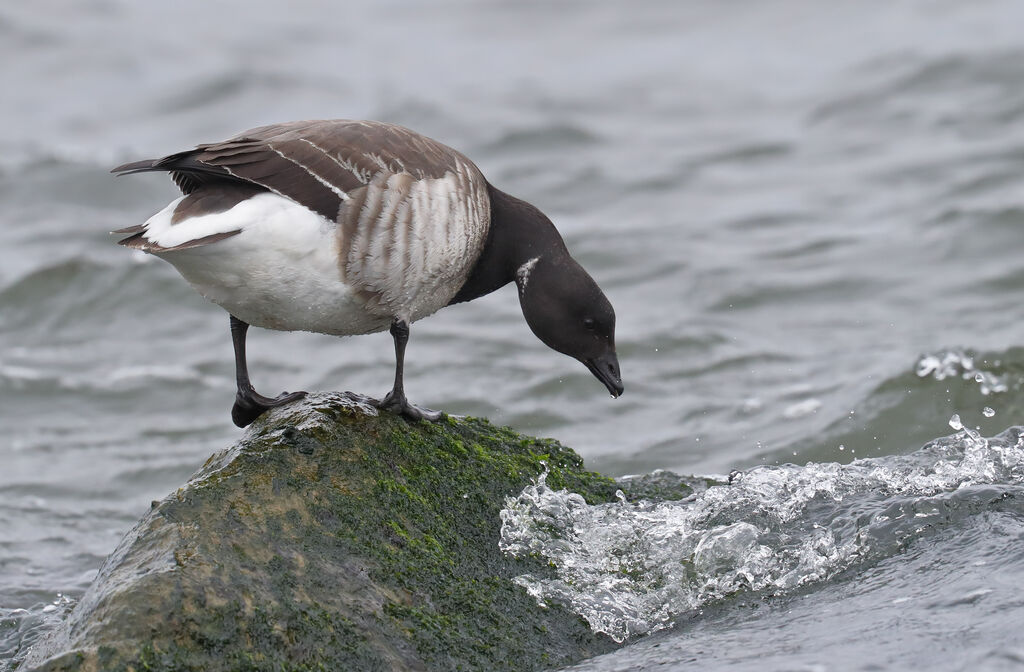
(111, 119), (478, 222)
(114, 120), (492, 321)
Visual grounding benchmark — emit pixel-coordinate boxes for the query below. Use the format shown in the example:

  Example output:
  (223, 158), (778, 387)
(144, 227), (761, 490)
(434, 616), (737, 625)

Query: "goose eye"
(583, 317), (596, 330)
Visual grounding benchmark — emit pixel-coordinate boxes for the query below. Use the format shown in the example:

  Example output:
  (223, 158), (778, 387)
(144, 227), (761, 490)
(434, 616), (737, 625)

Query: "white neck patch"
(516, 256), (541, 295)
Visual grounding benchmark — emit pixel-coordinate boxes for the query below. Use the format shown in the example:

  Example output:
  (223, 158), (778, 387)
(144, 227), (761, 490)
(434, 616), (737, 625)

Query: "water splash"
(0, 594), (75, 669)
(915, 349), (1008, 395)
(499, 427), (1024, 642)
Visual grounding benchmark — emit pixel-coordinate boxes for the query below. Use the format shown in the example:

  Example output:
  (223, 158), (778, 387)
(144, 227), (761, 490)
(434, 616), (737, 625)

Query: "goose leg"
(229, 315), (307, 428)
(376, 318), (442, 421)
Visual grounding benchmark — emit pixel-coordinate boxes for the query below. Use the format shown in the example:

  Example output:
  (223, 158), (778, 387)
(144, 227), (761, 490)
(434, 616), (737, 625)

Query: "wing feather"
(112, 120), (477, 223)
(112, 120), (492, 317)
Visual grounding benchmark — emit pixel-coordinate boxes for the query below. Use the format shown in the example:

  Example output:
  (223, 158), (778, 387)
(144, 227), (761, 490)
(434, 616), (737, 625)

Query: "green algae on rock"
(21, 392), (695, 672)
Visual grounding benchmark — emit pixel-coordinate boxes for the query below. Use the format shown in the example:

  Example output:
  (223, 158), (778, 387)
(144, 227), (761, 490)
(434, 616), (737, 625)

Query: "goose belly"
(149, 193), (390, 335)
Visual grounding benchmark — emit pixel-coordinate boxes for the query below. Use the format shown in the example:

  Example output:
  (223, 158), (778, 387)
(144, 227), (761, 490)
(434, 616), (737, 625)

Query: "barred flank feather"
(110, 120), (492, 330)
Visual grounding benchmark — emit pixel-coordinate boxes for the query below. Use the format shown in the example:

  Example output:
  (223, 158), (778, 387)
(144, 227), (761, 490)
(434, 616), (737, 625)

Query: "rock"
(21, 393), (697, 672)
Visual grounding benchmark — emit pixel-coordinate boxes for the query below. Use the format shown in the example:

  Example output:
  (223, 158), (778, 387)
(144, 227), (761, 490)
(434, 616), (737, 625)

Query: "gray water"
(2, 0), (1024, 669)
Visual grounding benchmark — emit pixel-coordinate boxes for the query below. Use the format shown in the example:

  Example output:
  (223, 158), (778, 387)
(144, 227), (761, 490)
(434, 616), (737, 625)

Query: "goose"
(112, 119), (623, 427)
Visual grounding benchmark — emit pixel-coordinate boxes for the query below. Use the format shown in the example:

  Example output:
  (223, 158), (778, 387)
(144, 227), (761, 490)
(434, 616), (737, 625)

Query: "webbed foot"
(231, 389), (308, 428)
(374, 391), (444, 422)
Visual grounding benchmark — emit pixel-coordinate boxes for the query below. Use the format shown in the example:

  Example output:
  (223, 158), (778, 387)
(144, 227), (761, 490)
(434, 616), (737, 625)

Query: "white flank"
(142, 193), (386, 336)
(140, 195), (232, 248)
(136, 158), (492, 337)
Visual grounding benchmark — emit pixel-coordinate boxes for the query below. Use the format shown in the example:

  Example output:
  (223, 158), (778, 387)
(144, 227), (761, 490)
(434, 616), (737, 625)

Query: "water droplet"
(948, 414), (963, 431)
(838, 445), (845, 451)
(983, 407), (995, 418)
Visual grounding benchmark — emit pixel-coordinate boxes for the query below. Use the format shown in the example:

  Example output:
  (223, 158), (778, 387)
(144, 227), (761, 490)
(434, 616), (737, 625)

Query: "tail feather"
(117, 229), (241, 252)
(117, 231), (149, 249)
(111, 224), (146, 235)
(111, 150), (239, 195)
(110, 158), (161, 175)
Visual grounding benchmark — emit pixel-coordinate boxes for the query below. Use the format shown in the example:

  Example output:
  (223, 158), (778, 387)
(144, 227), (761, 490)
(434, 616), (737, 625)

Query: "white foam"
(500, 426), (1024, 642)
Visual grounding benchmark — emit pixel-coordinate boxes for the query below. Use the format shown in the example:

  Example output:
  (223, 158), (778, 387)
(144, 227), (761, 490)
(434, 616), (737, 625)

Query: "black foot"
(231, 389), (308, 428)
(374, 392), (443, 422)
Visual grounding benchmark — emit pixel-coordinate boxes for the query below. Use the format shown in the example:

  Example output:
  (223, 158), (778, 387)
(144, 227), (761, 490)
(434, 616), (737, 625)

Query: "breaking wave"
(500, 423), (1024, 642)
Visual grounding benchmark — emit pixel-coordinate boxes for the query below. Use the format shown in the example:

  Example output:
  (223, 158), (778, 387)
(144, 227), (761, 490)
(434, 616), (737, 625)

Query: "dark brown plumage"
(112, 119), (622, 427)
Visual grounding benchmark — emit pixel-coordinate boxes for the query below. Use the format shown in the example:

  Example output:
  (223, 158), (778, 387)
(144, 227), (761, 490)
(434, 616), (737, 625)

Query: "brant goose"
(112, 120), (623, 427)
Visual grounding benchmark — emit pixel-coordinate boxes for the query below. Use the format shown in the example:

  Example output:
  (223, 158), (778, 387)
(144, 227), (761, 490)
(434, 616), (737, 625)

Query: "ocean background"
(2, 0), (1024, 669)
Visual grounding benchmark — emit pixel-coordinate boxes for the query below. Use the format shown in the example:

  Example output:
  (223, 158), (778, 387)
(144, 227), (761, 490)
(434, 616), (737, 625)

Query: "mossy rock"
(21, 393), (696, 671)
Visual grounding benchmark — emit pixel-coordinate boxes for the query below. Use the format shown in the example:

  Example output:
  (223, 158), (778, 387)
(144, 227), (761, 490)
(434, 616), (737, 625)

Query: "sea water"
(3, 0), (1024, 669)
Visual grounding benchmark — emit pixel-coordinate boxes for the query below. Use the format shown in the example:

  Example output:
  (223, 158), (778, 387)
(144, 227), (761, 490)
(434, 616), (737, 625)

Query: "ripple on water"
(478, 122), (603, 154)
(810, 50), (1024, 132)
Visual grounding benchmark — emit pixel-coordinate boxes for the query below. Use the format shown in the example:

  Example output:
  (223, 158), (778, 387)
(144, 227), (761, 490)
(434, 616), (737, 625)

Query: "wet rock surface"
(21, 393), (696, 671)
